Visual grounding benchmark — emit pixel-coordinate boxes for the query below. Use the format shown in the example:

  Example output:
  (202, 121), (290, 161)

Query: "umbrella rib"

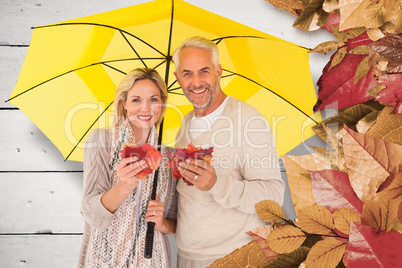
(212, 36), (310, 50)
(101, 63), (127, 75)
(34, 22), (167, 57)
(119, 31), (148, 68)
(65, 101), (114, 161)
(223, 69), (318, 124)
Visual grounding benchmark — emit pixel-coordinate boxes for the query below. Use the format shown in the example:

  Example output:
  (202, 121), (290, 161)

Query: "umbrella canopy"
(8, 0), (322, 161)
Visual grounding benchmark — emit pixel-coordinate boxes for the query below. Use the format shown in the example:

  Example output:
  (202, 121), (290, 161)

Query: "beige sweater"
(175, 97), (285, 261)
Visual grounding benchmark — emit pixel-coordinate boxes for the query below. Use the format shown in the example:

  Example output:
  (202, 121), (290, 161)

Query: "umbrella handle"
(144, 221), (155, 259)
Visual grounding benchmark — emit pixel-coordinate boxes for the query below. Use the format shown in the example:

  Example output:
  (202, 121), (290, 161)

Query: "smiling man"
(172, 36), (285, 268)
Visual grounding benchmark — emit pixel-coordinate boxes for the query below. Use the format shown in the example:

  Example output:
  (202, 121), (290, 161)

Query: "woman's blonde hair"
(112, 68), (168, 128)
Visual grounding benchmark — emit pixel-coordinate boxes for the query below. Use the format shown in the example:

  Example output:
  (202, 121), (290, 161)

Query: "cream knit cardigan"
(175, 97), (285, 261)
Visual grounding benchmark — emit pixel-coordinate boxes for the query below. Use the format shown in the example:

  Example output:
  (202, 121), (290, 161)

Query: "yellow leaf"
(333, 207), (361, 234)
(354, 56), (370, 85)
(340, 127), (391, 202)
(266, 225), (307, 254)
(298, 205), (335, 234)
(364, 0), (393, 29)
(255, 200), (286, 224)
(310, 40), (344, 54)
(362, 198), (400, 231)
(323, 0), (339, 12)
(208, 240), (268, 268)
(304, 239), (347, 268)
(329, 47), (347, 70)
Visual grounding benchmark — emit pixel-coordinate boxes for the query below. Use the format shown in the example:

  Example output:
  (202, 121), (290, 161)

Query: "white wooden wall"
(0, 0), (332, 267)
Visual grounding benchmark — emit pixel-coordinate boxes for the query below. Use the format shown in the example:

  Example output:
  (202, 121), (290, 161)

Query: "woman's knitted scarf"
(88, 120), (170, 267)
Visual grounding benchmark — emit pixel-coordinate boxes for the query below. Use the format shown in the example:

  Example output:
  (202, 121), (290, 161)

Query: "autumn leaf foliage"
(166, 142), (213, 186)
(119, 143), (162, 180)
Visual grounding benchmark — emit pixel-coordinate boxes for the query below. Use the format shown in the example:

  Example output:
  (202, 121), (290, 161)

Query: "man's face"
(174, 47), (222, 110)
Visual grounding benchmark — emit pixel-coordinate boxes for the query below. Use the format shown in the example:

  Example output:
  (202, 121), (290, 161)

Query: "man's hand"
(178, 158), (217, 191)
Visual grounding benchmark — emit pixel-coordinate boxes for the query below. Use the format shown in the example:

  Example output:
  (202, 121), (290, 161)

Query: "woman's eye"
(150, 98), (159, 102)
(132, 99), (140, 103)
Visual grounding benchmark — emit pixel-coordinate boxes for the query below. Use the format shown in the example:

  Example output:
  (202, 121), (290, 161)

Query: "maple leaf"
(266, 225), (307, 254)
(366, 106), (402, 144)
(166, 142), (213, 186)
(347, 222), (402, 267)
(298, 205), (335, 234)
(255, 200), (286, 224)
(208, 240), (268, 268)
(304, 239), (346, 268)
(370, 34), (402, 74)
(247, 225), (279, 261)
(119, 143), (162, 180)
(310, 169), (364, 214)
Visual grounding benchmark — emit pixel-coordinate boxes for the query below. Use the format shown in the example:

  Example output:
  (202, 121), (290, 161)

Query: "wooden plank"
(0, 0), (148, 45)
(0, 110), (83, 171)
(0, 235), (82, 268)
(0, 172), (83, 233)
(0, 46), (27, 108)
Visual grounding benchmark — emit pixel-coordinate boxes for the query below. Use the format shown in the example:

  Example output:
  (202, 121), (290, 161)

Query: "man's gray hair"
(172, 36), (219, 70)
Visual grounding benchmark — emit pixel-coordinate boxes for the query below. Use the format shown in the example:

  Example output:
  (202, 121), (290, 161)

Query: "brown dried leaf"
(208, 240), (268, 268)
(341, 126), (392, 202)
(310, 146), (345, 171)
(298, 205), (335, 234)
(362, 198), (401, 231)
(281, 155), (319, 215)
(333, 207), (362, 234)
(322, 0), (339, 12)
(367, 28), (386, 41)
(348, 45), (374, 55)
(329, 46), (347, 69)
(356, 110), (380, 133)
(367, 84), (386, 97)
(264, 0), (300, 16)
(304, 239), (347, 268)
(339, 0), (372, 31)
(366, 106), (402, 145)
(247, 225), (279, 261)
(310, 40), (344, 53)
(266, 225), (307, 254)
(354, 56), (370, 84)
(370, 34), (402, 73)
(364, 0), (394, 29)
(293, 0), (329, 31)
(260, 246), (310, 268)
(255, 200), (286, 224)
(377, 173), (402, 200)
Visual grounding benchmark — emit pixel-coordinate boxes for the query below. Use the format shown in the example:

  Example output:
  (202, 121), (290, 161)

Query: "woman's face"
(122, 79), (163, 131)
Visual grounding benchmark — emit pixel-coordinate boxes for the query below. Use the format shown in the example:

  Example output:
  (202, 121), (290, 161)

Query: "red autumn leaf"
(314, 32), (378, 112)
(309, 169), (364, 214)
(166, 142), (214, 186)
(120, 143), (162, 180)
(347, 221), (402, 267)
(375, 73), (402, 114)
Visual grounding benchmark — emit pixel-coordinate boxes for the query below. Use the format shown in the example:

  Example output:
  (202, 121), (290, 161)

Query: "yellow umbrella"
(7, 0), (322, 161)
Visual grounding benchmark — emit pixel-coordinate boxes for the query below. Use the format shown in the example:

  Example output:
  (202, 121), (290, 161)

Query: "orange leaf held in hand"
(120, 143), (162, 180)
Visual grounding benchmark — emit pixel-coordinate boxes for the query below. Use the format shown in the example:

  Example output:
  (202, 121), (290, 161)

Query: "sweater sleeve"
(80, 128), (114, 231)
(207, 110), (285, 214)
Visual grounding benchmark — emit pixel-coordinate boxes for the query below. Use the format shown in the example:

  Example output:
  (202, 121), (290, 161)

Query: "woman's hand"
(145, 200), (167, 232)
(116, 156), (149, 193)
